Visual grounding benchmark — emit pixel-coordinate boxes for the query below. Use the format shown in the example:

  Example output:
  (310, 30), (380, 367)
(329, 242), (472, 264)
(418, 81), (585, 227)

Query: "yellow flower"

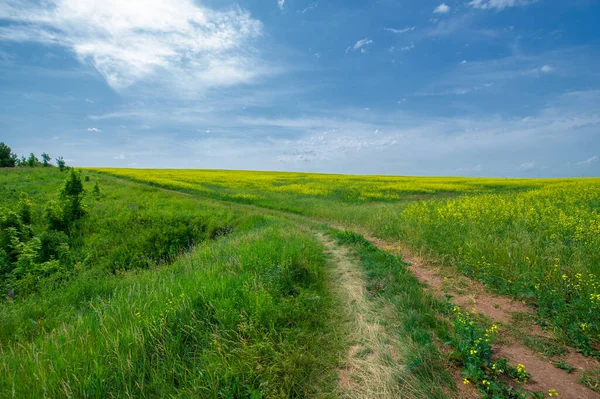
(463, 378), (470, 385)
(548, 388), (559, 397)
(488, 324), (500, 334)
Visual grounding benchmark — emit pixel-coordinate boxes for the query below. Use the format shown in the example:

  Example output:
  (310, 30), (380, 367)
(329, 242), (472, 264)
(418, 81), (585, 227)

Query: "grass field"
(2, 167), (600, 398)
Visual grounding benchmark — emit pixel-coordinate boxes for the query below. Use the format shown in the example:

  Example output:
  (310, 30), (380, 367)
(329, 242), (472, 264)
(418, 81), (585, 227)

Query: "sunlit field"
(98, 169), (600, 355)
(3, 167), (600, 398)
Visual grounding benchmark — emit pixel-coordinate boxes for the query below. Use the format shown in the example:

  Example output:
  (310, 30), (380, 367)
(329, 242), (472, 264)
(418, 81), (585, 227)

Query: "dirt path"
(364, 236), (600, 399)
(316, 232), (413, 398)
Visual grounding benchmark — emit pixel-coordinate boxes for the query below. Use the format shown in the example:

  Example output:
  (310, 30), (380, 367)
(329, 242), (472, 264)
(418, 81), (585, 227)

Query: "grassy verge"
(1, 220), (341, 398)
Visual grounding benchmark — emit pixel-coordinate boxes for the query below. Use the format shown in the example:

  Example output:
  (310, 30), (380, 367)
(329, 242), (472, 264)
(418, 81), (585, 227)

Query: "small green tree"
(60, 170), (86, 222)
(27, 153), (40, 167)
(0, 142), (17, 167)
(56, 156), (66, 171)
(18, 156), (27, 167)
(41, 153), (52, 167)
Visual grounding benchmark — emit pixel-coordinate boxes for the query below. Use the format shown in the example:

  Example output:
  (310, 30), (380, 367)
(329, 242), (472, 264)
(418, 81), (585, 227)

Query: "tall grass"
(1, 221), (340, 398)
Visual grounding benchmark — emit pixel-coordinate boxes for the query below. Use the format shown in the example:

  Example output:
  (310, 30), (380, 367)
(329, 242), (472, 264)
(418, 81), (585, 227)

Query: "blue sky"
(1, 0), (599, 176)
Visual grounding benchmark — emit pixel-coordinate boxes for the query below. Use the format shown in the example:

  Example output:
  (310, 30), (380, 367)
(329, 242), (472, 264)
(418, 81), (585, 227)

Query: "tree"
(42, 153), (52, 167)
(60, 170), (85, 221)
(56, 156), (66, 171)
(0, 142), (17, 167)
(27, 153), (40, 167)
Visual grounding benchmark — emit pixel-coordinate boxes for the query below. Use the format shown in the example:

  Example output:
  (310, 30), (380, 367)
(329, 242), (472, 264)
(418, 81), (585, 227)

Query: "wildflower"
(562, 274), (568, 280)
(469, 349), (478, 355)
(463, 378), (470, 385)
(7, 289), (14, 299)
(580, 323), (588, 331)
(488, 324), (500, 334)
(548, 388), (559, 397)
(452, 306), (461, 312)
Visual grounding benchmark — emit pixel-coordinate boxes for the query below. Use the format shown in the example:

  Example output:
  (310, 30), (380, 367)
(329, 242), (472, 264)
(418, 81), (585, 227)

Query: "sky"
(0, 0), (599, 177)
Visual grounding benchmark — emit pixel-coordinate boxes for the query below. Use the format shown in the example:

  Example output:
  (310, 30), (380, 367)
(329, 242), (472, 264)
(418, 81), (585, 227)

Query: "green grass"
(1, 169), (344, 398)
(1, 219), (340, 398)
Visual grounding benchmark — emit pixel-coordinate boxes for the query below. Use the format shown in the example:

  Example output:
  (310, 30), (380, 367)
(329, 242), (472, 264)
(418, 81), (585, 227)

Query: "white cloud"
(354, 38), (373, 50)
(384, 26), (416, 34)
(84, 98), (94, 103)
(388, 43), (416, 53)
(298, 3), (318, 14)
(576, 155), (598, 166)
(346, 38), (373, 53)
(519, 161), (535, 170)
(468, 0), (537, 10)
(278, 0), (285, 10)
(87, 127), (102, 132)
(0, 0), (266, 92)
(526, 65), (555, 75)
(433, 3), (451, 14)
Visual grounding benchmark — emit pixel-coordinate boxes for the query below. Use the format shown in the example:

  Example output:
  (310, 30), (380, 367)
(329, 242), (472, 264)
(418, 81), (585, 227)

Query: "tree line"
(0, 142), (66, 170)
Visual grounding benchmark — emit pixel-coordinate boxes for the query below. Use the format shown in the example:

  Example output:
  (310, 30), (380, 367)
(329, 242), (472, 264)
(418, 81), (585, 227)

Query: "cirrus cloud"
(468, 0), (538, 10)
